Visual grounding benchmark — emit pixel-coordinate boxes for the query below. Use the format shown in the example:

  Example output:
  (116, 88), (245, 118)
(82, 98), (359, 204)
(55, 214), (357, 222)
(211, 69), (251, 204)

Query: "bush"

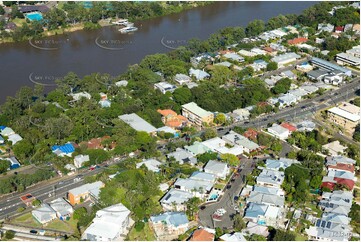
(134, 221), (145, 231)
(17, 207), (26, 213)
(4, 230), (15, 240)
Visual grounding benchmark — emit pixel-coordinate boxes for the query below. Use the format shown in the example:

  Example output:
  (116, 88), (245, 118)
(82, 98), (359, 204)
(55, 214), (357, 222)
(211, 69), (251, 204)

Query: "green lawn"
(127, 223), (156, 241)
(12, 212), (43, 228)
(12, 18), (26, 27)
(295, 234), (307, 241)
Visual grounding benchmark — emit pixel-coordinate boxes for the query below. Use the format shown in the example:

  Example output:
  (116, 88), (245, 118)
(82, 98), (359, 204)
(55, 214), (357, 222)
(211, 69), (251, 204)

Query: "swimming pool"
(25, 12), (43, 21)
(209, 194), (218, 200)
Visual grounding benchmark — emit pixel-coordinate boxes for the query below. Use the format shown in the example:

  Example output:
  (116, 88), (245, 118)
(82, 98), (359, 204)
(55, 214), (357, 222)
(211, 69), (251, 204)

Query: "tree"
(249, 234), (267, 241)
(220, 153), (239, 167)
(197, 152), (218, 163)
(4, 230), (15, 240)
(0, 159), (10, 174)
(13, 140), (34, 160)
(271, 78), (292, 95)
(202, 128), (217, 140)
(233, 214), (246, 231)
(32, 199), (41, 207)
(267, 62), (278, 71)
(270, 141), (282, 155)
(214, 113), (227, 125)
(246, 19), (265, 37)
(272, 229), (296, 241)
(353, 123), (360, 142)
(186, 197), (201, 220)
(73, 207), (87, 220)
(172, 87), (192, 105)
(0, 5), (5, 15)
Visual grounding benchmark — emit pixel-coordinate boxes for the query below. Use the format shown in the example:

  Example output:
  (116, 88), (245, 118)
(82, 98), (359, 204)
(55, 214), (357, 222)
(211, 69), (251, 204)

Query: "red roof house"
(244, 128), (258, 140)
(190, 229), (215, 241)
(281, 122), (297, 132)
(328, 163), (355, 174)
(335, 26), (344, 33)
(287, 37), (308, 45)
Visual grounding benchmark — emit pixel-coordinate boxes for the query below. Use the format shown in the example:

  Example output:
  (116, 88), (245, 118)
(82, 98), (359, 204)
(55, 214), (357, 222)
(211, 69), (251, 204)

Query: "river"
(0, 1), (317, 103)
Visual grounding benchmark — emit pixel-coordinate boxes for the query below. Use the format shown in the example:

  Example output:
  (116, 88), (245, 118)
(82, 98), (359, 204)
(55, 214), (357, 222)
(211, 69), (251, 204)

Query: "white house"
(74, 155), (90, 168)
(267, 124), (290, 140)
(82, 203), (133, 241)
(32, 204), (57, 225)
(154, 82), (177, 94)
(204, 160), (230, 180)
(174, 74), (192, 85)
(136, 158), (162, 173)
(189, 68), (210, 81)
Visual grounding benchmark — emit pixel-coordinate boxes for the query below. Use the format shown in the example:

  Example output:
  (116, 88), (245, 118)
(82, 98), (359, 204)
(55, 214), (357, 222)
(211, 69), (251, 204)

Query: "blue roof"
(245, 203), (267, 218)
(51, 143), (75, 154)
(0, 126), (6, 130)
(150, 212), (189, 227)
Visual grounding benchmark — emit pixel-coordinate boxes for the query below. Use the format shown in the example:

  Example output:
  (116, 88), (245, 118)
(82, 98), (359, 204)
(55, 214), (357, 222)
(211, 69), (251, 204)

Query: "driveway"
(198, 158), (255, 229)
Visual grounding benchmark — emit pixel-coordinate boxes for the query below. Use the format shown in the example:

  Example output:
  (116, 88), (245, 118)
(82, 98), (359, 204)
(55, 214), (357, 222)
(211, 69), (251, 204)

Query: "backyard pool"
(25, 12), (43, 21)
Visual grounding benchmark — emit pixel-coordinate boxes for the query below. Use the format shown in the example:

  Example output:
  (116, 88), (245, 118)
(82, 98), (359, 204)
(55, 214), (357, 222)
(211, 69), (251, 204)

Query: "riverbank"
(0, 1), (213, 45)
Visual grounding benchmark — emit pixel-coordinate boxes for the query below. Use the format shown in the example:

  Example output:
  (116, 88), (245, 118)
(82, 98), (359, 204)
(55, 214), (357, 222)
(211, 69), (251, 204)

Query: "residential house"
(74, 154), (90, 168)
(220, 232), (247, 241)
(6, 157), (21, 169)
(238, 49), (257, 57)
(267, 124), (290, 139)
(202, 137), (244, 156)
(49, 198), (73, 220)
(167, 148), (197, 165)
(157, 126), (179, 137)
(281, 70), (297, 80)
(182, 102), (214, 126)
(278, 93), (298, 107)
(318, 23), (334, 33)
(82, 136), (115, 150)
(174, 74), (192, 85)
(68, 181), (105, 206)
(174, 175), (214, 198)
(243, 221), (269, 237)
(184, 141), (212, 156)
(190, 228), (215, 241)
(247, 192), (284, 207)
(136, 158), (162, 173)
(336, 52), (360, 66)
(189, 68), (210, 81)
(252, 185), (285, 197)
(214, 61), (232, 68)
(346, 45), (360, 58)
(280, 122), (297, 133)
(150, 212), (189, 240)
(223, 52), (245, 62)
(160, 188), (193, 211)
(296, 120), (316, 131)
(263, 46), (277, 55)
(154, 82), (177, 94)
(327, 104), (360, 133)
(326, 156), (356, 167)
(335, 26), (344, 33)
(296, 62), (313, 72)
(306, 213), (352, 241)
(271, 52), (301, 66)
(115, 80), (128, 87)
(270, 43), (286, 52)
(243, 128), (258, 140)
(119, 113), (157, 134)
(8, 133), (23, 145)
(0, 135), (4, 144)
(287, 37), (308, 45)
(82, 203), (133, 241)
(70, 92), (91, 101)
(232, 108), (250, 121)
(322, 141), (347, 156)
(51, 143), (75, 157)
(257, 169), (285, 188)
(300, 84), (319, 94)
(319, 190), (353, 216)
(251, 59), (268, 71)
(98, 93), (111, 108)
(0, 127), (15, 137)
(244, 202), (282, 227)
(222, 131), (259, 153)
(265, 158), (300, 171)
(352, 24), (360, 34)
(204, 160), (230, 179)
(157, 109), (188, 129)
(251, 48), (267, 56)
(287, 89), (308, 100)
(32, 204), (57, 225)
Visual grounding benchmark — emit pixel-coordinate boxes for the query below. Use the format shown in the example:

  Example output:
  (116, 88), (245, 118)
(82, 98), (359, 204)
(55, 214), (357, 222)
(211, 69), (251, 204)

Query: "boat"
(212, 208), (227, 221)
(119, 26), (138, 33)
(112, 19), (129, 25)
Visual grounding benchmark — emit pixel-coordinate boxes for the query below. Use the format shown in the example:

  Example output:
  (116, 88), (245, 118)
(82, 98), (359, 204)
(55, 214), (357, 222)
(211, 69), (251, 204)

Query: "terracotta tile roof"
(190, 229), (214, 241)
(334, 178), (354, 190)
(157, 109), (177, 117)
(263, 46), (275, 53)
(82, 136), (115, 149)
(166, 120), (183, 128)
(287, 37), (308, 45)
(321, 181), (335, 191)
(244, 128), (258, 140)
(280, 122), (297, 132)
(328, 163), (355, 173)
(335, 26), (344, 32)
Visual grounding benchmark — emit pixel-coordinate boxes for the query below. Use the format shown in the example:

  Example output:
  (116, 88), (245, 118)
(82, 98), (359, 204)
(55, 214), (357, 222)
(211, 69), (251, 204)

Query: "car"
(230, 178), (235, 183)
(104, 164), (109, 167)
(244, 121), (250, 124)
(320, 98), (325, 101)
(262, 118), (267, 121)
(226, 184), (232, 189)
(58, 181), (64, 185)
(234, 196), (239, 201)
(301, 106), (307, 109)
(30, 230), (38, 234)
(95, 165), (100, 169)
(200, 205), (206, 210)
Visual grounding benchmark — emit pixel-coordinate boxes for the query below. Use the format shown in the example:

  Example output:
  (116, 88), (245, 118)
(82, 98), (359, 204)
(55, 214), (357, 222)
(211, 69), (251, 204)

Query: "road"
(217, 78), (360, 136)
(198, 158), (256, 229)
(0, 160), (121, 221)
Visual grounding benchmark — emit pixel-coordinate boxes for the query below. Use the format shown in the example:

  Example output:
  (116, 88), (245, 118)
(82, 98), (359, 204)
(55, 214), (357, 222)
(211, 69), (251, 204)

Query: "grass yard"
(12, 18), (27, 27)
(12, 212), (43, 228)
(127, 223), (156, 241)
(295, 234), (308, 241)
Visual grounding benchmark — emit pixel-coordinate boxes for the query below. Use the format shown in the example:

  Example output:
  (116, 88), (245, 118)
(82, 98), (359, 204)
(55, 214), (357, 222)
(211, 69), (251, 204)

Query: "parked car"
(30, 230), (38, 234)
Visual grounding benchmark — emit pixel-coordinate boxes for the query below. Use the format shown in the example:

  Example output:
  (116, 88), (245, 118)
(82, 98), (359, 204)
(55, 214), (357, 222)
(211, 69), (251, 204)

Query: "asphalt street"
(198, 158), (256, 229)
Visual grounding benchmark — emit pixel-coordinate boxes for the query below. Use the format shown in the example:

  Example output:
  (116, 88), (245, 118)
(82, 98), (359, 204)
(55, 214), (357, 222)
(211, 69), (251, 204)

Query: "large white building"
(82, 203), (133, 241)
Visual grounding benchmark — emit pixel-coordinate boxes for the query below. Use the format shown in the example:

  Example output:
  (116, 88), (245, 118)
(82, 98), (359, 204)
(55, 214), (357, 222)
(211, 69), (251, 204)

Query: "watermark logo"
(28, 72), (62, 86)
(29, 38), (68, 50)
(160, 36), (188, 50)
(95, 36), (133, 50)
